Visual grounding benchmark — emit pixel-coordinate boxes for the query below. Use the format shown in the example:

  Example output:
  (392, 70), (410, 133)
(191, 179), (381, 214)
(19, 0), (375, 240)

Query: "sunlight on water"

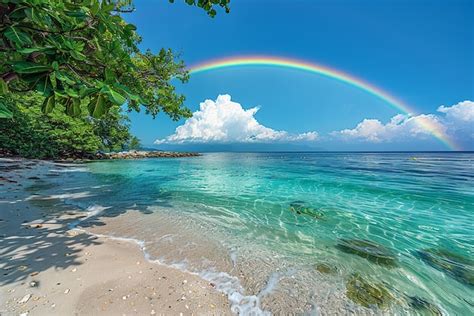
(33, 152), (474, 314)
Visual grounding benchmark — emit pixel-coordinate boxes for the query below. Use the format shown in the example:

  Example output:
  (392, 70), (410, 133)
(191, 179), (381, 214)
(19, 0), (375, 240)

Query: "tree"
(91, 106), (134, 152)
(128, 136), (141, 150)
(0, 92), (137, 158)
(0, 0), (229, 120)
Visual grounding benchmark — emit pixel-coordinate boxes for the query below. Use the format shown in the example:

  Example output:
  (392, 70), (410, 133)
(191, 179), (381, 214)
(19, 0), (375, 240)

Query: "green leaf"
(49, 72), (57, 89)
(66, 10), (87, 18)
(12, 62), (51, 74)
(72, 98), (82, 116)
(105, 68), (116, 83)
(0, 102), (13, 119)
(0, 79), (8, 95)
(4, 26), (32, 47)
(65, 98), (81, 117)
(102, 86), (126, 105)
(36, 76), (52, 96)
(112, 83), (140, 101)
(91, 1), (100, 15)
(70, 50), (86, 61)
(55, 71), (76, 85)
(54, 90), (68, 98)
(65, 88), (79, 98)
(79, 87), (99, 98)
(18, 47), (53, 54)
(91, 94), (106, 118)
(124, 24), (137, 32)
(41, 95), (56, 114)
(65, 99), (74, 116)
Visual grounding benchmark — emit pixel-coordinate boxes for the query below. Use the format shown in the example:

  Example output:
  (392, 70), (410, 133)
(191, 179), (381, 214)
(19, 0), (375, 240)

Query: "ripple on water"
(36, 152), (474, 314)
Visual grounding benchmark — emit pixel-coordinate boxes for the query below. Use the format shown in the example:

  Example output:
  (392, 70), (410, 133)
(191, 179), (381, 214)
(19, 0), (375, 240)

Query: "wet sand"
(0, 158), (230, 315)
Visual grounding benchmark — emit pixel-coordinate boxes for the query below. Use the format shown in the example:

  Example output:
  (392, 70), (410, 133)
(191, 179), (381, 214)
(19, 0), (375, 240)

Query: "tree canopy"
(0, 0), (230, 119)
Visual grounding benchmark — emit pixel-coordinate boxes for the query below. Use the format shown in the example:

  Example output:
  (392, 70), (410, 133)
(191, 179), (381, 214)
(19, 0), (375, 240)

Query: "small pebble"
(19, 294), (31, 304)
(64, 289), (70, 294)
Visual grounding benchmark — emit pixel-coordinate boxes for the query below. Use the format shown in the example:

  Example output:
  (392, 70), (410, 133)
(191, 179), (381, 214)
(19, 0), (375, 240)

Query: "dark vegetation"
(0, 93), (140, 159)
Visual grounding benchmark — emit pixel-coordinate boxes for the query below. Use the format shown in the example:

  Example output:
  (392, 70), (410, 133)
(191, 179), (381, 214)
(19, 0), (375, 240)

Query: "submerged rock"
(345, 273), (393, 309)
(407, 296), (442, 315)
(289, 201), (324, 219)
(336, 239), (398, 267)
(417, 248), (474, 286)
(315, 263), (338, 274)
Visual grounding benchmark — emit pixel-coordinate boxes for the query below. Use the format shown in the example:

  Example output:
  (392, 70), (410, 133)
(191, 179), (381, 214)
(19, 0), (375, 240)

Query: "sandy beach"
(0, 158), (231, 315)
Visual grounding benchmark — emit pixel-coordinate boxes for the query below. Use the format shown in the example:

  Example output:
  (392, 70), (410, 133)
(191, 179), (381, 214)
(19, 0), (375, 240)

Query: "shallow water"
(31, 153), (474, 314)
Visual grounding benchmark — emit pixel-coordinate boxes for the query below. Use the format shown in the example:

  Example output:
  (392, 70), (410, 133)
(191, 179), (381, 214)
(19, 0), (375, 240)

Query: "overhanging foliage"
(0, 0), (229, 119)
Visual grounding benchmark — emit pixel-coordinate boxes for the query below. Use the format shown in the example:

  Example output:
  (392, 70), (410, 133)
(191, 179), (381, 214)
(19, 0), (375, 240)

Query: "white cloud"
(437, 100), (474, 122)
(155, 95), (318, 144)
(333, 113), (445, 142)
(331, 100), (474, 143)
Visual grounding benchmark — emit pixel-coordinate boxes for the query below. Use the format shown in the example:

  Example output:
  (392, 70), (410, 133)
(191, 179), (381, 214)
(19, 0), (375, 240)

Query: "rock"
(407, 296), (442, 315)
(96, 150), (201, 160)
(64, 288), (70, 294)
(18, 294), (32, 304)
(289, 201), (324, 219)
(315, 263), (337, 274)
(29, 281), (38, 287)
(336, 239), (398, 267)
(417, 248), (474, 286)
(345, 273), (393, 309)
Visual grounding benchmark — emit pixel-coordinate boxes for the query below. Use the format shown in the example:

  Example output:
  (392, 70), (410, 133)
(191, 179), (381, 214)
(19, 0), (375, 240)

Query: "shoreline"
(0, 158), (230, 315)
(0, 150), (202, 163)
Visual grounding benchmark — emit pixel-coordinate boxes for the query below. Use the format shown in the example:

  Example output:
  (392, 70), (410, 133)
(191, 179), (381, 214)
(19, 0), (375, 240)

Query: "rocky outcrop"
(96, 150), (201, 160)
(1, 150), (201, 161)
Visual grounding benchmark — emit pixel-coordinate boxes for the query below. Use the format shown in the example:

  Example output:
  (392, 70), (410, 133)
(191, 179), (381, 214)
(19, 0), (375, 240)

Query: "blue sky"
(125, 0), (473, 151)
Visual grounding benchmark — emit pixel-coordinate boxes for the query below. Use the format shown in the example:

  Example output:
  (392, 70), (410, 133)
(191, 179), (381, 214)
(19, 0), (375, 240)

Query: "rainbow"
(190, 56), (460, 150)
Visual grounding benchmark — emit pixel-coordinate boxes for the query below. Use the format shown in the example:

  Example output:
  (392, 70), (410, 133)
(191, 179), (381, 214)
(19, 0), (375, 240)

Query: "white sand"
(0, 158), (231, 315)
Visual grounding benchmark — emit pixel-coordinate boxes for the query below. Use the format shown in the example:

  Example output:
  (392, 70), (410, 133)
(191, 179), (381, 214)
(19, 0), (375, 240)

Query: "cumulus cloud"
(437, 100), (474, 123)
(332, 100), (473, 143)
(333, 114), (445, 142)
(155, 95), (318, 144)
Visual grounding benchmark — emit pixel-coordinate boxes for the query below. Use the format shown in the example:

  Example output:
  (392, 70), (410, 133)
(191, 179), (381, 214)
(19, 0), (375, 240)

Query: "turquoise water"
(38, 153), (474, 314)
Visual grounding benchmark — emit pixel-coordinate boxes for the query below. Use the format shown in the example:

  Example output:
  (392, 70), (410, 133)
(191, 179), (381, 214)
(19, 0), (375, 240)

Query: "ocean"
(30, 152), (474, 314)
